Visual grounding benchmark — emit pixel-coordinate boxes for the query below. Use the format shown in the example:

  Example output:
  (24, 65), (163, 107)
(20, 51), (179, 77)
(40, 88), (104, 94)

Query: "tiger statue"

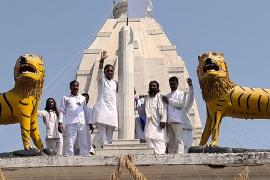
(0, 54), (45, 150)
(198, 51), (270, 146)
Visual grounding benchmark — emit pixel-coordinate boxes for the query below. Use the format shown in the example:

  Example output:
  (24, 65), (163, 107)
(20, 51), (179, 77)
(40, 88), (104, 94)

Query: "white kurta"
(182, 86), (195, 153)
(144, 93), (167, 142)
(91, 70), (118, 127)
(38, 110), (63, 155)
(166, 90), (185, 124)
(38, 110), (62, 139)
(182, 86), (194, 130)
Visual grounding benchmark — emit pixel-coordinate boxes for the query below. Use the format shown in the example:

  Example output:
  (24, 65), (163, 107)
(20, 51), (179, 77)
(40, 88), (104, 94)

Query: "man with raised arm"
(91, 50), (118, 146)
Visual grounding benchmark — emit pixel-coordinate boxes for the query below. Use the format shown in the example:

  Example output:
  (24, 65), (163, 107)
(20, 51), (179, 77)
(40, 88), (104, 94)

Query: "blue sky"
(1, 0), (270, 152)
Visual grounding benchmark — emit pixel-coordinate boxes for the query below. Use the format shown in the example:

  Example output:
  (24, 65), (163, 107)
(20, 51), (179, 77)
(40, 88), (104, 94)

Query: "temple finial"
(113, 0), (153, 19)
(113, 0), (127, 19)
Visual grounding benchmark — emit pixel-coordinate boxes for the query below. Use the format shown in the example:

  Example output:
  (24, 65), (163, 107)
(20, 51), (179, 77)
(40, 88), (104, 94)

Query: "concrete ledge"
(111, 139), (141, 145)
(1, 153), (269, 168)
(118, 18), (140, 23)
(147, 29), (164, 35)
(95, 148), (154, 156)
(103, 143), (147, 149)
(83, 49), (101, 54)
(76, 70), (91, 75)
(96, 32), (112, 37)
(167, 67), (184, 73)
(158, 45), (176, 51)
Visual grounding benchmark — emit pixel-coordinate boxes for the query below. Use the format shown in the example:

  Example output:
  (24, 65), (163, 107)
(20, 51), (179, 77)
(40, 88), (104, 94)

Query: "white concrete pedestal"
(95, 139), (154, 156)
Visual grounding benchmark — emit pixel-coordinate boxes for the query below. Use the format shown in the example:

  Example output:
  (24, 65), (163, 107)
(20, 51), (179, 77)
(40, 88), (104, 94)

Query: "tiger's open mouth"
(203, 58), (220, 73)
(19, 64), (37, 74)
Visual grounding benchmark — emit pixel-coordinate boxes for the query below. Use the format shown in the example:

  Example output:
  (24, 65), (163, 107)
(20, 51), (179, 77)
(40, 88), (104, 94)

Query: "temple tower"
(76, 0), (202, 153)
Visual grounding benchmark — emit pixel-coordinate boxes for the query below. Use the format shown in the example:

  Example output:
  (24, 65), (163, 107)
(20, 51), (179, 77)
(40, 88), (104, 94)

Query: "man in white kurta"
(182, 81), (194, 153)
(144, 81), (167, 154)
(38, 98), (63, 155)
(163, 77), (194, 154)
(58, 80), (89, 156)
(91, 50), (118, 146)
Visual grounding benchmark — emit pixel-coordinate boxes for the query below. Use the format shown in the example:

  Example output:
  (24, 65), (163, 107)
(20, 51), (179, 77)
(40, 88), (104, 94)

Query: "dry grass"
(0, 169), (7, 180)
(234, 167), (249, 180)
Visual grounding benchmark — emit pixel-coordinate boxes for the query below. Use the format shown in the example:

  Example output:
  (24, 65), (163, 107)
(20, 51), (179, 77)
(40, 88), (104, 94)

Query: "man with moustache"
(91, 50), (118, 146)
(162, 77), (194, 154)
(144, 81), (167, 154)
(58, 80), (89, 156)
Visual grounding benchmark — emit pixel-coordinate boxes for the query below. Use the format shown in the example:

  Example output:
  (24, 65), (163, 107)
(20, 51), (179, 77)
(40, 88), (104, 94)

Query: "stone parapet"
(1, 152), (269, 168)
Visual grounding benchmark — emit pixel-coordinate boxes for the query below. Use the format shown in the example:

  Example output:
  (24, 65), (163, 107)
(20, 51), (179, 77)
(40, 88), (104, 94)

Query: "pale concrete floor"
(3, 164), (270, 180)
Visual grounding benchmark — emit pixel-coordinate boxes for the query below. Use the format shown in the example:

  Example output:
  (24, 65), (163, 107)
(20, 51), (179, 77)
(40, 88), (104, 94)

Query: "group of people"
(38, 50), (194, 156)
(134, 76), (194, 155)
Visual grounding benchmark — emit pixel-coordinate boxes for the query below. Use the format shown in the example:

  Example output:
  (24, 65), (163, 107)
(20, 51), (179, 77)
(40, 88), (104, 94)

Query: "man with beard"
(162, 77), (194, 154)
(38, 98), (63, 155)
(144, 81), (167, 154)
(91, 50), (118, 146)
(58, 80), (89, 156)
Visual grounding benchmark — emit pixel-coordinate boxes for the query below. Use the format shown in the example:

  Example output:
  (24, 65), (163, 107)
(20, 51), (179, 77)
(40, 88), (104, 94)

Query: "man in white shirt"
(144, 81), (167, 154)
(163, 77), (193, 154)
(91, 50), (118, 146)
(58, 80), (89, 156)
(73, 93), (95, 155)
(82, 93), (95, 155)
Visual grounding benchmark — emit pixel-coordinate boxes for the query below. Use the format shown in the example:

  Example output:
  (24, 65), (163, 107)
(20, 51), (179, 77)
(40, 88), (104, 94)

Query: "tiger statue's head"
(197, 51), (236, 102)
(13, 54), (45, 99)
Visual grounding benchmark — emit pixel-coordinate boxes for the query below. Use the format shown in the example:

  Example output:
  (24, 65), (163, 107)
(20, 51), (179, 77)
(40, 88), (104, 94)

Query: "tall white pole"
(118, 26), (135, 139)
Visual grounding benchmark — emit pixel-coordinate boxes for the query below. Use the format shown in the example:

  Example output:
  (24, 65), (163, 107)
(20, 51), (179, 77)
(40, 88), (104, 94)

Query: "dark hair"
(45, 98), (59, 118)
(169, 76), (179, 83)
(70, 80), (79, 87)
(149, 80), (159, 88)
(81, 93), (89, 98)
(104, 64), (114, 71)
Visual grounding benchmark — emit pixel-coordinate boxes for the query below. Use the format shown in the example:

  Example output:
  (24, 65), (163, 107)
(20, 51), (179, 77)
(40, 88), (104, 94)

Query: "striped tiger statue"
(0, 54), (44, 150)
(198, 52), (270, 146)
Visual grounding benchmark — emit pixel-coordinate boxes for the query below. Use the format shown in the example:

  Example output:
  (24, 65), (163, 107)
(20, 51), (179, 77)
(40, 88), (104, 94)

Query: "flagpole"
(127, 0), (129, 26)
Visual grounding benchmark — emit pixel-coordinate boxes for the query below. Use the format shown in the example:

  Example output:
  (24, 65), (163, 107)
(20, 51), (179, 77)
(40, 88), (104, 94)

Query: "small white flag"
(128, 0), (153, 18)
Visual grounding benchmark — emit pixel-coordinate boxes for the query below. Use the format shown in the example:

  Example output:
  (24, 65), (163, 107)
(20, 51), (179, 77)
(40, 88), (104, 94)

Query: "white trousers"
(74, 126), (95, 155)
(64, 123), (89, 156)
(45, 138), (63, 155)
(167, 123), (184, 154)
(97, 123), (115, 145)
(183, 129), (193, 153)
(146, 138), (166, 154)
